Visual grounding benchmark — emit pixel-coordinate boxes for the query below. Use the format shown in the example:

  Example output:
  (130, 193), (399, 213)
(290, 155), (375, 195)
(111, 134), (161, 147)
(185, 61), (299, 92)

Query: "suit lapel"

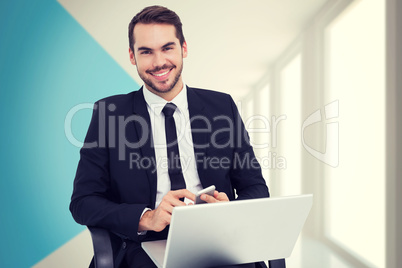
(132, 88), (158, 209)
(187, 87), (210, 185)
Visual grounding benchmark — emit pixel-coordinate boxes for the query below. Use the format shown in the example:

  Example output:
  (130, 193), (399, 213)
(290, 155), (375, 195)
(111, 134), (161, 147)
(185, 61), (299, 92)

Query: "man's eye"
(163, 47), (172, 51)
(141, 51), (151, 55)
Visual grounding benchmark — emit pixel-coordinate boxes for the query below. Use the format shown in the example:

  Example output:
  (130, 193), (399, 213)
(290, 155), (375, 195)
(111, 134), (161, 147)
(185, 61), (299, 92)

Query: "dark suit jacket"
(70, 86), (269, 246)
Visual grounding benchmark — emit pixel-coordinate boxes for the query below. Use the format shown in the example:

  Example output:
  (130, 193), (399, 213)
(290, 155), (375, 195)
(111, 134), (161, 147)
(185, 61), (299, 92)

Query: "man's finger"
(216, 192), (229, 202)
(162, 194), (186, 208)
(171, 189), (196, 201)
(158, 201), (175, 214)
(201, 193), (218, 203)
(200, 191), (229, 203)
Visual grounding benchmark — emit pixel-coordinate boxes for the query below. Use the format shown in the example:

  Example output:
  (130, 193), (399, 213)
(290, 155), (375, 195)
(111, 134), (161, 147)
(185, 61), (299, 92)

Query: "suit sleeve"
(228, 96), (270, 200)
(69, 102), (147, 242)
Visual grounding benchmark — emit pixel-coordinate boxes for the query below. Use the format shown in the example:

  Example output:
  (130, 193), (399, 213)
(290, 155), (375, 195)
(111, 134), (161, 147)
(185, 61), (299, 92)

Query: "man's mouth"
(151, 69), (171, 77)
(148, 68), (174, 81)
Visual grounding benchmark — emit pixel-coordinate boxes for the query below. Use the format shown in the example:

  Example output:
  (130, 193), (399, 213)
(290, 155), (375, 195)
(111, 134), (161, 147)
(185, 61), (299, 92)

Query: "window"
(255, 84), (271, 185)
(324, 0), (385, 267)
(278, 54), (302, 196)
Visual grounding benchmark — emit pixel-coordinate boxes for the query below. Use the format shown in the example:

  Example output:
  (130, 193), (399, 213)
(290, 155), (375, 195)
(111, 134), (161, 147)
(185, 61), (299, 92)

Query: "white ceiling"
(58, 0), (328, 100)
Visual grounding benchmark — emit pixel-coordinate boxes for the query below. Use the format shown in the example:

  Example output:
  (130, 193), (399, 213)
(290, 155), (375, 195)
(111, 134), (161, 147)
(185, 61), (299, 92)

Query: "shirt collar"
(143, 84), (188, 116)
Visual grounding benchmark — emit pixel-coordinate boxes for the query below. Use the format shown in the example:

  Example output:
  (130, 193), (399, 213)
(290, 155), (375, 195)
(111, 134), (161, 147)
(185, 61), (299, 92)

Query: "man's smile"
(149, 68), (174, 81)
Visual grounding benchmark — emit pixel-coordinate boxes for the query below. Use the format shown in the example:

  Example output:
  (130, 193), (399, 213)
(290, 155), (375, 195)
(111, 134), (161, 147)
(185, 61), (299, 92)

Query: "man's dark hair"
(128, 5), (185, 52)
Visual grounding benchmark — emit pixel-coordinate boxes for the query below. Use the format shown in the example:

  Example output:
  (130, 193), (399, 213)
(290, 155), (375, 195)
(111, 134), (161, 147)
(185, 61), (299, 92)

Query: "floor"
(33, 230), (356, 268)
(285, 235), (354, 268)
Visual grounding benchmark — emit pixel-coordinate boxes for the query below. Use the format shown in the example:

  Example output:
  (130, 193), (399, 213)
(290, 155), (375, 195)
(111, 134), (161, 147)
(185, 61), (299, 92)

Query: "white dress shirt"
(142, 85), (203, 208)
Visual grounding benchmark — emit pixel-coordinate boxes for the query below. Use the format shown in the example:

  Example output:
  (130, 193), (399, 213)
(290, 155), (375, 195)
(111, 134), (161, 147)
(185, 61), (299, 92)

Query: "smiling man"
(70, 5), (276, 268)
(129, 23), (186, 100)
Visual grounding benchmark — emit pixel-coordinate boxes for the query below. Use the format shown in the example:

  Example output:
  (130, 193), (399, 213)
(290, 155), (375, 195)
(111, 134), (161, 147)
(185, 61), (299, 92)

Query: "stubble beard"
(138, 61), (183, 94)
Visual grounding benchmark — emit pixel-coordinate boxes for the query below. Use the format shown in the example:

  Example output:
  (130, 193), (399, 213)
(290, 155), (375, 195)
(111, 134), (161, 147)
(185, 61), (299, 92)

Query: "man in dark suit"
(70, 5), (277, 268)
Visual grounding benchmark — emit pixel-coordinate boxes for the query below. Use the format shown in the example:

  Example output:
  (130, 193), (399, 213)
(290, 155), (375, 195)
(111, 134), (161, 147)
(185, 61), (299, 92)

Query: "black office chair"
(88, 227), (286, 268)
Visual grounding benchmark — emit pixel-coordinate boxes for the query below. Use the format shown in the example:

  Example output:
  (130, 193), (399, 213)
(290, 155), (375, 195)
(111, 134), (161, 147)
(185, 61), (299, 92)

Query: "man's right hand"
(138, 189), (195, 232)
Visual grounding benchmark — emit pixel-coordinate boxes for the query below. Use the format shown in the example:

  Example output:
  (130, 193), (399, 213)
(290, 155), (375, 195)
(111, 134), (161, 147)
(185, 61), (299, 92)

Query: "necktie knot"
(162, 103), (177, 118)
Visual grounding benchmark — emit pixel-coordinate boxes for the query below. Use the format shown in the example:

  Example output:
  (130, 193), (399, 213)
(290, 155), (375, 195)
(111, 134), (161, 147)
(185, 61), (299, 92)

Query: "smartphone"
(195, 185), (216, 204)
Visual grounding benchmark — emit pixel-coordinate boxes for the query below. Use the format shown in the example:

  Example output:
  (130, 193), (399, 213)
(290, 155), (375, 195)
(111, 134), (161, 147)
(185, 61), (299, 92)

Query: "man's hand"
(200, 190), (229, 203)
(138, 189), (195, 232)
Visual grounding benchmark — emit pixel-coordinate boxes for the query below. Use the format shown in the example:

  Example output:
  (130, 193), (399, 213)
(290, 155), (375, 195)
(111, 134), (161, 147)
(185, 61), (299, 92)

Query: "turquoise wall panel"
(0, 1), (139, 266)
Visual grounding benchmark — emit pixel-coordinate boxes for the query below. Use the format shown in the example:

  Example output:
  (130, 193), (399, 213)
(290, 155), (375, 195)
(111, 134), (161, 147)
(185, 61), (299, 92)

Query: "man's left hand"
(200, 190), (229, 203)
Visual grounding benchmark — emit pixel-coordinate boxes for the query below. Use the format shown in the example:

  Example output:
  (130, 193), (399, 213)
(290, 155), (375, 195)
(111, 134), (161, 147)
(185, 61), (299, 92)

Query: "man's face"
(129, 23), (187, 96)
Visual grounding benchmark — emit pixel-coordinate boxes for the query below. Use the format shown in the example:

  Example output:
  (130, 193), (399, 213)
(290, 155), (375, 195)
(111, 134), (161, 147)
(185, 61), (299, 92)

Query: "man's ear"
(182, 41), (188, 58)
(129, 48), (136, 65)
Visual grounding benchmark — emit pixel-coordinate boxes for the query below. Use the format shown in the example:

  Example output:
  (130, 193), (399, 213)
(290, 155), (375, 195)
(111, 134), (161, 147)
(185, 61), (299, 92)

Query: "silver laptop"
(142, 194), (313, 268)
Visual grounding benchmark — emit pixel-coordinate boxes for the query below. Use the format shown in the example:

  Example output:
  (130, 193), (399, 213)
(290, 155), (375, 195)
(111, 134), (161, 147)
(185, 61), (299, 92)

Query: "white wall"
(243, 0), (398, 267)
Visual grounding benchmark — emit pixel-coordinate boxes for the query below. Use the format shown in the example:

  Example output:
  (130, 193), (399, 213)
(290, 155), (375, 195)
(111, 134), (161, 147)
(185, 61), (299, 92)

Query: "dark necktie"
(162, 103), (186, 191)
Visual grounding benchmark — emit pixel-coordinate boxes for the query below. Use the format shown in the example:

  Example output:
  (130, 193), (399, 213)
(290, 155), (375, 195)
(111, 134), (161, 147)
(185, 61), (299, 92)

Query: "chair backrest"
(88, 227), (114, 268)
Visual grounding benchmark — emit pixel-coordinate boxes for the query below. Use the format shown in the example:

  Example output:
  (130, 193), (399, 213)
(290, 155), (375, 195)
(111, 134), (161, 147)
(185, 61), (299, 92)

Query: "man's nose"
(153, 52), (166, 68)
